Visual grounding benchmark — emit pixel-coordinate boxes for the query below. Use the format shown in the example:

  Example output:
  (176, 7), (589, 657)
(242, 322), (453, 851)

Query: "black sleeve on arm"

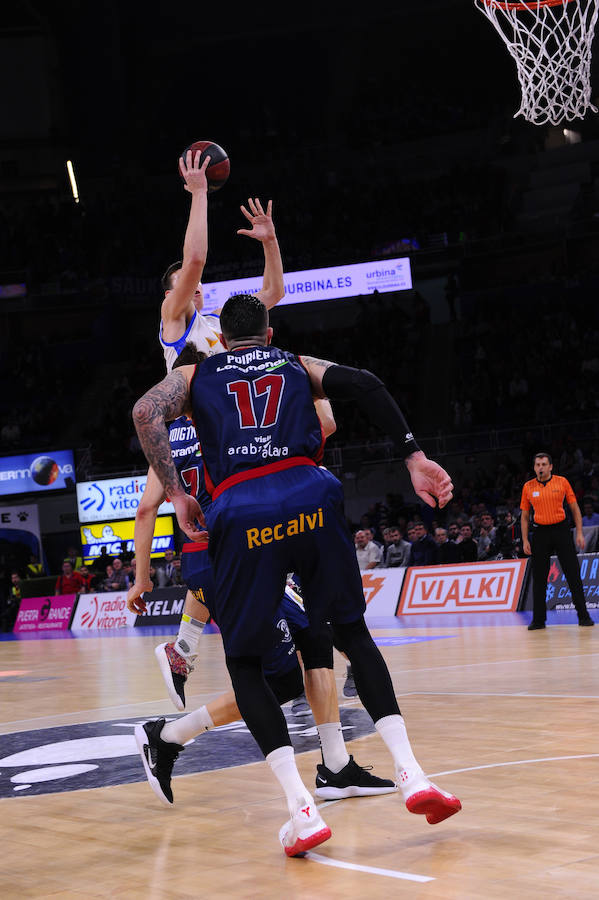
(321, 364), (421, 459)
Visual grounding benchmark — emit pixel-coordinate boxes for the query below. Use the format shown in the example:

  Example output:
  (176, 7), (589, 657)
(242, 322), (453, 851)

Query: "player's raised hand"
(172, 492), (208, 542)
(405, 451), (454, 509)
(179, 150), (211, 194)
(237, 198), (276, 242)
(126, 579), (154, 614)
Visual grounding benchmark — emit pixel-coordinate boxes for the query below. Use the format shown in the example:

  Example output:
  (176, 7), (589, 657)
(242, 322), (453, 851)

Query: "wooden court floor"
(0, 621), (597, 899)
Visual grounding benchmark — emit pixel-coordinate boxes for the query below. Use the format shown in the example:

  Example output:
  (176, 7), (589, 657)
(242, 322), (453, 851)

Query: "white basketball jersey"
(159, 311), (225, 372)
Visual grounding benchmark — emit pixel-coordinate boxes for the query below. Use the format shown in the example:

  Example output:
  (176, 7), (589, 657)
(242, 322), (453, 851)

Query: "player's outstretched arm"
(302, 356), (454, 509)
(237, 198), (284, 310)
(132, 367), (206, 540)
(161, 152), (210, 327)
(126, 467), (166, 614)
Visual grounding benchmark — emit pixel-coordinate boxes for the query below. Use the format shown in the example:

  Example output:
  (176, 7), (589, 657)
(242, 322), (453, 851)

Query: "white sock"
(174, 614), (205, 662)
(266, 745), (313, 817)
(317, 722), (350, 773)
(161, 705), (214, 745)
(375, 714), (424, 785)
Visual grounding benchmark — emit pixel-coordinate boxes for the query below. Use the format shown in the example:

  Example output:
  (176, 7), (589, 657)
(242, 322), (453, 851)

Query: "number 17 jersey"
(189, 346), (325, 496)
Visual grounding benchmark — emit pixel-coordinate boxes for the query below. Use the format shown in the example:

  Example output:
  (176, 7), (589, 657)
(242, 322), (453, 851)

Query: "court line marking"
(304, 851), (434, 882)
(428, 753), (599, 778)
(387, 651), (599, 678)
(396, 691), (599, 700)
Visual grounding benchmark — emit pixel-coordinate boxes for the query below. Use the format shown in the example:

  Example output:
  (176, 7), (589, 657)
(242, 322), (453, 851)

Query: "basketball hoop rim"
(481, 0), (576, 10)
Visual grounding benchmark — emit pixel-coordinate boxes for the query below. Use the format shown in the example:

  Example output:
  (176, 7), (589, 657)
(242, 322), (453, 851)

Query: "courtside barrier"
(13, 594), (78, 633)
(397, 559), (529, 615)
(133, 586), (187, 626)
(522, 550), (599, 612)
(70, 591), (137, 631)
(362, 568), (406, 620)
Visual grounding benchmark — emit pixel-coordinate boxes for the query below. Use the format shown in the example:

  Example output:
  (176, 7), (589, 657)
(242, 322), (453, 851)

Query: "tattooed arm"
(132, 366), (206, 538)
(299, 355), (335, 398)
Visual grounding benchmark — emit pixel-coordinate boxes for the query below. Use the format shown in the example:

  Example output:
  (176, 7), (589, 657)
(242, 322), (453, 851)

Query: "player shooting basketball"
(159, 149), (285, 372)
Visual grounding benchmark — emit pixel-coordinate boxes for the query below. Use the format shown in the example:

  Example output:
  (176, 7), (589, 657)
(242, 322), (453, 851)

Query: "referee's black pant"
(531, 521), (589, 623)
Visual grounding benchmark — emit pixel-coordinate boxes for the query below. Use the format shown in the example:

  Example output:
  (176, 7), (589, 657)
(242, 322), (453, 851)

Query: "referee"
(520, 452), (595, 630)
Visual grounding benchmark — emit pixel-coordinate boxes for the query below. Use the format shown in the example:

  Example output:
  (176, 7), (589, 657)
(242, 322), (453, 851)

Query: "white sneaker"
(398, 767), (462, 825)
(278, 801), (332, 857)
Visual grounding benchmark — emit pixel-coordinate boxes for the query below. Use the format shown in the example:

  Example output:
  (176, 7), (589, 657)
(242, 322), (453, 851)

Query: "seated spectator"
(55, 561), (85, 595)
(383, 526), (411, 567)
(77, 565), (95, 592)
(581, 497), (599, 527)
(155, 549), (181, 587)
(63, 545), (83, 571)
(408, 522), (438, 566)
(101, 564), (115, 592)
(456, 523), (478, 562)
(478, 512), (497, 544)
(25, 553), (44, 578)
(434, 527), (460, 563)
(10, 571), (23, 604)
(148, 564), (159, 588)
(447, 522), (461, 543)
(103, 557), (129, 592)
(354, 530), (383, 570)
(364, 526), (384, 551)
(492, 510), (521, 558)
(476, 525), (494, 561)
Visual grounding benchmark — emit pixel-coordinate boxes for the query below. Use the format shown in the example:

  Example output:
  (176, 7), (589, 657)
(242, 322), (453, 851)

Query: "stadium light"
(66, 159), (80, 204)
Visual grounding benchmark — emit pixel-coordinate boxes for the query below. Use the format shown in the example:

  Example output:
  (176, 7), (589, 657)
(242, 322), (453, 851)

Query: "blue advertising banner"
(545, 552), (599, 611)
(0, 450), (75, 497)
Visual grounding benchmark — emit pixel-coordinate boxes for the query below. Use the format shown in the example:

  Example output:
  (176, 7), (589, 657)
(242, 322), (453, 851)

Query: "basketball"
(180, 140), (230, 192)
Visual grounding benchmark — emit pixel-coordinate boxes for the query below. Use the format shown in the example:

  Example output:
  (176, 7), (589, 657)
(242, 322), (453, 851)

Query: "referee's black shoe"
(578, 615), (595, 626)
(527, 621), (546, 630)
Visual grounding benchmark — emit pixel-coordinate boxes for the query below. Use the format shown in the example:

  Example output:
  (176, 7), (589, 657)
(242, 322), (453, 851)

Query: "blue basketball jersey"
(189, 346), (324, 495)
(167, 416), (211, 513)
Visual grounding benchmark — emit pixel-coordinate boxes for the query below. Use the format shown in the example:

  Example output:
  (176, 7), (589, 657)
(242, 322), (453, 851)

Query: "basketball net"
(475, 0), (599, 125)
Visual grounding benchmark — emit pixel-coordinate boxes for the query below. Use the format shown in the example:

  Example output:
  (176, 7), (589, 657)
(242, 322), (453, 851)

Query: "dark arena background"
(1, 2), (599, 897)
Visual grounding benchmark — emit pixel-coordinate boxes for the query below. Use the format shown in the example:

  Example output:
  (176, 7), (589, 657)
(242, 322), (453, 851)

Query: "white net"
(475, 0), (599, 125)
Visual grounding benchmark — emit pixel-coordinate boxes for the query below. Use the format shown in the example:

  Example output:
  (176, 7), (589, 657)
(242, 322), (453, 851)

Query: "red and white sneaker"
(279, 802), (332, 857)
(399, 768), (462, 825)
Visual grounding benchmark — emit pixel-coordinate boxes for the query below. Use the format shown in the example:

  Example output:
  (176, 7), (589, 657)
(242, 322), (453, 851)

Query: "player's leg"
(292, 619), (396, 799)
(208, 489), (331, 855)
(156, 543), (213, 710)
(296, 467), (461, 824)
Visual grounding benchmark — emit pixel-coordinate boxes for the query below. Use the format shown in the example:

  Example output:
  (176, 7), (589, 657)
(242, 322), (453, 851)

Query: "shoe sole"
(155, 643), (185, 711)
(342, 691), (358, 698)
(283, 826), (332, 857)
(315, 784), (397, 799)
(134, 724), (173, 808)
(406, 787), (462, 824)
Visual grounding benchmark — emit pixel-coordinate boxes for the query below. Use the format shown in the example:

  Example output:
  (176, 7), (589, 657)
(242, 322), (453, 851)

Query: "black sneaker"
(314, 755), (397, 799)
(527, 621), (546, 630)
(342, 665), (358, 698)
(578, 616), (595, 626)
(135, 718), (184, 807)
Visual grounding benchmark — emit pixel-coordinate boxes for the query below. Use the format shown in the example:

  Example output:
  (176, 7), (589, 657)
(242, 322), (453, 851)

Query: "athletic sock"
(161, 705), (214, 745)
(266, 745), (313, 817)
(317, 722), (350, 773)
(174, 613), (205, 662)
(375, 714), (424, 786)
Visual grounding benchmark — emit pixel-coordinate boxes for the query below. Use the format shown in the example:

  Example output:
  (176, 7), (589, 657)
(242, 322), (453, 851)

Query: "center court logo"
(0, 708), (376, 798)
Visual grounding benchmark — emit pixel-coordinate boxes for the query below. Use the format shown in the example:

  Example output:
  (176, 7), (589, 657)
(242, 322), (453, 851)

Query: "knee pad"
(266, 664), (304, 705)
(331, 617), (370, 655)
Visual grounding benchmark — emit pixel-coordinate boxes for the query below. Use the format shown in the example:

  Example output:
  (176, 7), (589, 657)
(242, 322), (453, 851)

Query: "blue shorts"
(180, 542), (298, 677)
(206, 465), (365, 657)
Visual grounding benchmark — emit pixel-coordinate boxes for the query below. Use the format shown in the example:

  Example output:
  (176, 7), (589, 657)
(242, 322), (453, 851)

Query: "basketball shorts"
(206, 464), (366, 657)
(180, 540), (298, 677)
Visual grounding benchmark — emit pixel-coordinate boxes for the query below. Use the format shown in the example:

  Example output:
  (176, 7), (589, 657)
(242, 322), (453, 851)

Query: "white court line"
(388, 651), (599, 678)
(305, 851), (434, 882)
(428, 753), (599, 778)
(400, 691), (599, 700)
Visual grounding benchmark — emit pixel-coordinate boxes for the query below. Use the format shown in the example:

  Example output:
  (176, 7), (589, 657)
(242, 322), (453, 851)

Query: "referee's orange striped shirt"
(520, 475), (576, 525)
